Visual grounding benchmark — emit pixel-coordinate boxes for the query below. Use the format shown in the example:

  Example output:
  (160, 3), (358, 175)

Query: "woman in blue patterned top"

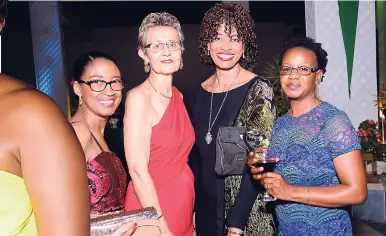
(249, 37), (367, 236)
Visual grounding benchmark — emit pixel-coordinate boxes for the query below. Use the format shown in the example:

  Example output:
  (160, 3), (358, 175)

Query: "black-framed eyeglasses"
(279, 66), (319, 76)
(144, 41), (182, 53)
(78, 79), (124, 92)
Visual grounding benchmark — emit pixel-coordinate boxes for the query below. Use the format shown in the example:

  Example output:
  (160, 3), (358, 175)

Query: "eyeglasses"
(144, 41), (182, 53)
(78, 79), (124, 92)
(279, 66), (319, 76)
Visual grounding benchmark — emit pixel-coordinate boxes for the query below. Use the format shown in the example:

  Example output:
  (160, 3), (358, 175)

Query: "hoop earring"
(179, 58), (183, 70)
(79, 96), (83, 106)
(144, 61), (150, 73)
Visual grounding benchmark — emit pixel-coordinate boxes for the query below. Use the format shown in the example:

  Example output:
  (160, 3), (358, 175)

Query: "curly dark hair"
(0, 0), (7, 22)
(0, 0), (8, 36)
(279, 36), (328, 75)
(196, 3), (258, 69)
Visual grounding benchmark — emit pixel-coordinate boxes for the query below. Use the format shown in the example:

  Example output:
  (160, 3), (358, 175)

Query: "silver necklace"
(147, 79), (171, 99)
(205, 70), (240, 144)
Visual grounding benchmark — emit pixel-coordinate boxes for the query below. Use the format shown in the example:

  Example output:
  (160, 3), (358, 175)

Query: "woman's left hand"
(261, 172), (294, 201)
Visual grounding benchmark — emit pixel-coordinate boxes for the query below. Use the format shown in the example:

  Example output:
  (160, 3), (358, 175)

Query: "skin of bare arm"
(124, 89), (172, 235)
(252, 150), (367, 207)
(14, 89), (90, 235)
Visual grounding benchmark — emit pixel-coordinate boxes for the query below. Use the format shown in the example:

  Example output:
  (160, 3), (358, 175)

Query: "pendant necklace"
(205, 69), (240, 144)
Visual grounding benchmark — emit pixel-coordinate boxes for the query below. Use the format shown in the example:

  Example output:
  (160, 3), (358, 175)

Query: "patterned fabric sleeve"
(235, 77), (277, 148)
(226, 77), (276, 233)
(324, 111), (361, 158)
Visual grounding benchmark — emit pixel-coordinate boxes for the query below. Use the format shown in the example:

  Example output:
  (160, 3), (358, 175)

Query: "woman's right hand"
(111, 222), (138, 236)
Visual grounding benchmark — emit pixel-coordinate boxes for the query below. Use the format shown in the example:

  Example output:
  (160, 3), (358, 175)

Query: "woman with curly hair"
(188, 3), (276, 236)
(249, 37), (367, 235)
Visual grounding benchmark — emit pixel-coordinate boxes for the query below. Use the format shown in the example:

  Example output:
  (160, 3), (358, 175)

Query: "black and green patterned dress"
(188, 76), (276, 236)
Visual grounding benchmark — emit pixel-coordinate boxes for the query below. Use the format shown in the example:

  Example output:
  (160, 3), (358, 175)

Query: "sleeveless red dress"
(70, 122), (127, 218)
(124, 87), (195, 236)
(87, 151), (127, 217)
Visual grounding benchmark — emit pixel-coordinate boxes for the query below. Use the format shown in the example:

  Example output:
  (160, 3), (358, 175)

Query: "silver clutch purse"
(90, 207), (160, 236)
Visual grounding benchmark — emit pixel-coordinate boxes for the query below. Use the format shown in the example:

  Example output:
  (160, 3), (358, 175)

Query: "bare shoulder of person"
(240, 70), (257, 84)
(12, 89), (66, 123)
(125, 87), (153, 126)
(70, 120), (90, 134)
(10, 88), (81, 159)
(11, 88), (90, 235)
(70, 121), (93, 150)
(126, 87), (150, 112)
(0, 73), (31, 90)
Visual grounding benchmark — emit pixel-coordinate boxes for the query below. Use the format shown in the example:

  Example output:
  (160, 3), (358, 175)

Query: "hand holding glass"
(245, 135), (276, 202)
(250, 146), (276, 201)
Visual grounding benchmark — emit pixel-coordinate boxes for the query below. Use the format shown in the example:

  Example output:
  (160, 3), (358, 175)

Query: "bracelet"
(306, 186), (310, 205)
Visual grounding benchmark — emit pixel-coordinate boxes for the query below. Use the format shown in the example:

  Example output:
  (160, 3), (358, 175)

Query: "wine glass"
(245, 134), (276, 202)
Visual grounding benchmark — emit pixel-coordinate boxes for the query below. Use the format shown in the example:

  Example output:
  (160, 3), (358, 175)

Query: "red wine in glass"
(244, 136), (277, 202)
(255, 159), (276, 173)
(255, 154), (277, 202)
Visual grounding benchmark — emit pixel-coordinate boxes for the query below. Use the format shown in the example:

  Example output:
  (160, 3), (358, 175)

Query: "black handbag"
(214, 76), (273, 177)
(215, 126), (248, 176)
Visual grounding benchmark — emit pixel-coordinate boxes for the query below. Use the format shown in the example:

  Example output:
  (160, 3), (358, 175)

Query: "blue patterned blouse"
(267, 102), (361, 236)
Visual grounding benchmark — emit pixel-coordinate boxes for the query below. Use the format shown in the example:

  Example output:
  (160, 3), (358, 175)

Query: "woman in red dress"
(124, 12), (195, 236)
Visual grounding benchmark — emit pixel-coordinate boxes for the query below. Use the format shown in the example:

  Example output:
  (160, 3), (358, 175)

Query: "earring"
(242, 51), (245, 59)
(179, 58), (183, 70)
(208, 49), (210, 56)
(315, 85), (321, 98)
(79, 96), (83, 106)
(144, 61), (150, 73)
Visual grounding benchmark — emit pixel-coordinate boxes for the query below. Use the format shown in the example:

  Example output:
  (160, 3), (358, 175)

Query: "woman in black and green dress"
(188, 3), (276, 236)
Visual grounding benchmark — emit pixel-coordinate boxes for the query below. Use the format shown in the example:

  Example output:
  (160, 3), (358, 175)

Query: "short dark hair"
(279, 36), (328, 75)
(0, 0), (7, 22)
(72, 51), (119, 81)
(196, 3), (258, 69)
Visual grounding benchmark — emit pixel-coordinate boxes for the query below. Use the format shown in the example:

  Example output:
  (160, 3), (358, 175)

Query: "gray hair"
(138, 12), (184, 52)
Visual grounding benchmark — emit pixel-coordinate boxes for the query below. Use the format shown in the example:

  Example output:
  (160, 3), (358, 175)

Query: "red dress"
(87, 151), (127, 217)
(70, 121), (127, 218)
(124, 87), (195, 236)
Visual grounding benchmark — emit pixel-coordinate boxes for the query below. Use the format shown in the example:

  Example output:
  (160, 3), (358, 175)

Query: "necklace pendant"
(205, 131), (213, 144)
